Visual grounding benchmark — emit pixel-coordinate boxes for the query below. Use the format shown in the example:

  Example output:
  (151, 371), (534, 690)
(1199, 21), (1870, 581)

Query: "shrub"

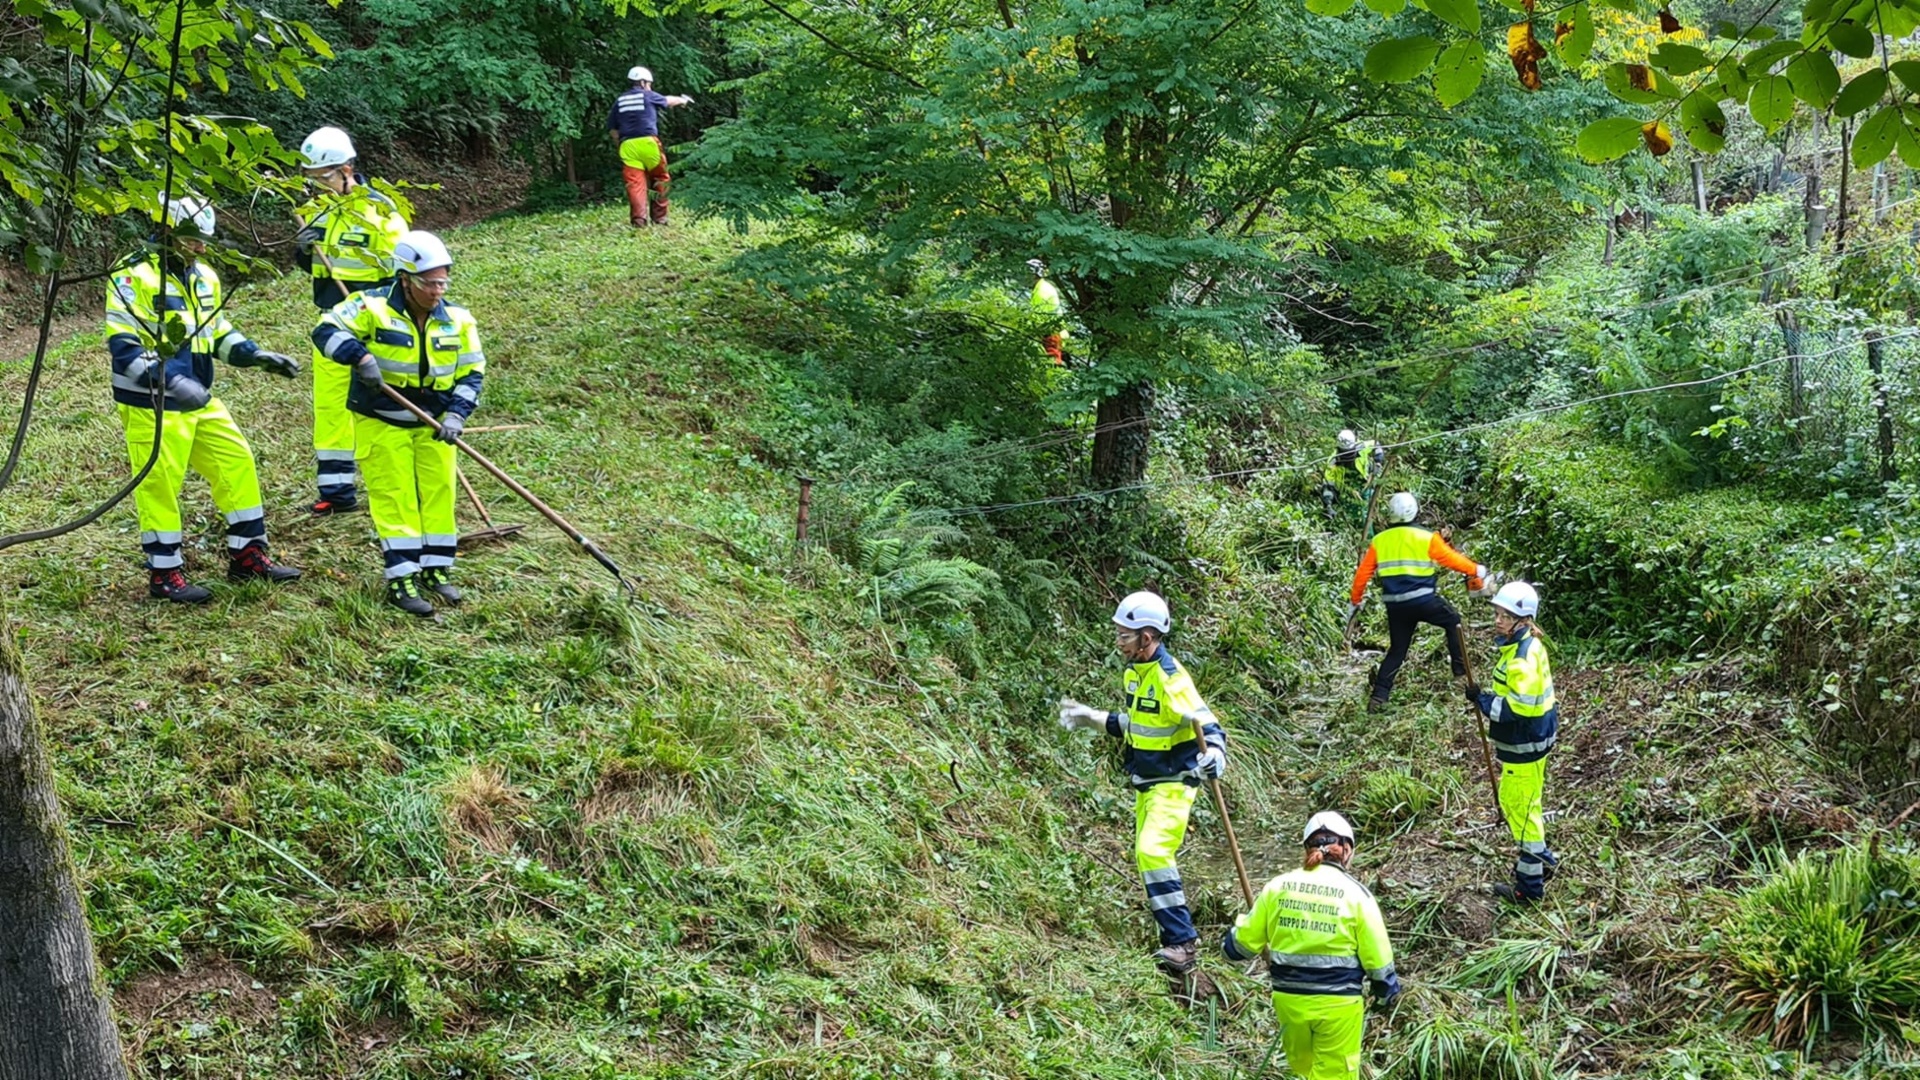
(1710, 846), (1920, 1049)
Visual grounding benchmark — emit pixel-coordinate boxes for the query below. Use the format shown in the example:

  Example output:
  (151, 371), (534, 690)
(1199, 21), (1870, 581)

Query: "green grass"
(0, 206), (1896, 1077)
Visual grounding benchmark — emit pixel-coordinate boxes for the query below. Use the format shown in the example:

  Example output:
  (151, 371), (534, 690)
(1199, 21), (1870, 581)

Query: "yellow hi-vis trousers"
(1500, 758), (1551, 898)
(312, 347), (357, 502)
(353, 415), (456, 579)
(119, 401), (265, 570)
(1135, 781), (1199, 946)
(1273, 992), (1365, 1080)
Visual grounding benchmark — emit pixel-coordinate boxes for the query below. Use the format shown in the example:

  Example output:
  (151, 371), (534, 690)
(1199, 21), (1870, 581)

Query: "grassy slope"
(0, 207), (1880, 1078)
(0, 210), (1258, 1079)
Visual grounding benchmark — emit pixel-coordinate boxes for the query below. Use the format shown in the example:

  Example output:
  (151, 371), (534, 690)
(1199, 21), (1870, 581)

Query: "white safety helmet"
(1336, 429), (1358, 451)
(1491, 580), (1540, 619)
(1386, 492), (1418, 523)
(162, 196), (215, 238)
(1112, 590), (1171, 635)
(299, 126), (357, 169)
(1027, 258), (1046, 276)
(393, 230), (453, 275)
(628, 65), (654, 82)
(1302, 811), (1355, 846)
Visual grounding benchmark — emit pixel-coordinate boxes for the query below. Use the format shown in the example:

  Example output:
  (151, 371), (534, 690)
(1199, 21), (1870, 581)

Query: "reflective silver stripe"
(112, 372), (164, 395)
(147, 552), (184, 569)
(423, 533), (457, 548)
(1376, 559), (1436, 571)
(1269, 953), (1360, 970)
(1271, 978), (1357, 993)
(226, 535), (255, 549)
(324, 254), (376, 271)
(1491, 737), (1555, 754)
(453, 384), (479, 403)
(224, 506), (264, 525)
(1381, 588), (1434, 602)
(140, 530), (184, 545)
(374, 407), (416, 423)
(317, 327), (359, 359)
(1142, 867), (1180, 885)
(1128, 721), (1186, 739)
(374, 357), (457, 378)
(317, 449), (356, 462)
(1489, 697), (1506, 722)
(106, 314), (143, 333)
(1147, 890), (1188, 911)
(419, 553), (454, 568)
(379, 538), (422, 552)
(383, 561), (419, 579)
(1366, 963), (1396, 981)
(212, 332), (246, 361)
(1519, 840), (1549, 853)
(457, 351), (483, 366)
(1506, 688), (1551, 706)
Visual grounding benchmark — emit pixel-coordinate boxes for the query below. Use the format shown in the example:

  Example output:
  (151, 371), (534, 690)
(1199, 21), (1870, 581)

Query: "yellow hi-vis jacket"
(1324, 442), (1378, 487)
(1100, 645), (1225, 789)
(1223, 862), (1399, 997)
(311, 288), (484, 428)
(1031, 278), (1069, 344)
(296, 183), (408, 308)
(104, 254), (263, 411)
(1474, 625), (1557, 764)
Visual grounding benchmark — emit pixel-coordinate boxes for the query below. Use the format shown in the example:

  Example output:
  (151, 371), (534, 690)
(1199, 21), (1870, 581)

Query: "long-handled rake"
(454, 464), (527, 546)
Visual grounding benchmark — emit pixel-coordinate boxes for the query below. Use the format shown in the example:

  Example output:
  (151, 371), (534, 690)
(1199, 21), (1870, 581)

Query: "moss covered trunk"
(0, 626), (128, 1080)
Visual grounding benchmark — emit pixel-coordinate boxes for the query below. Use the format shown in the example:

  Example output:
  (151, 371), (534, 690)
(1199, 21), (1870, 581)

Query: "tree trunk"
(1806, 116), (1827, 250)
(0, 628), (128, 1080)
(1091, 380), (1154, 489)
(1837, 119), (1853, 253)
(1602, 201), (1617, 266)
(1691, 160), (1708, 212)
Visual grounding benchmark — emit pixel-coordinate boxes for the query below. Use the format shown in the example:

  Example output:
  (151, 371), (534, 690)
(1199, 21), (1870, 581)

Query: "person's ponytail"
(1304, 846), (1325, 870)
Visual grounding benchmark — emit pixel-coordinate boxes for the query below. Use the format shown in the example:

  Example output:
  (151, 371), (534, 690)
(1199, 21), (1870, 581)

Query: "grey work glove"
(434, 412), (465, 443)
(128, 350), (162, 388)
(254, 350), (300, 379)
(1057, 697), (1107, 732)
(165, 373), (210, 410)
(1195, 745), (1226, 779)
(351, 355), (384, 391)
(293, 224), (324, 247)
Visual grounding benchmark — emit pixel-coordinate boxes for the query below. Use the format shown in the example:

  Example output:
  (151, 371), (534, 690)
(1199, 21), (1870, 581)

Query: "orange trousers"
(622, 151), (671, 226)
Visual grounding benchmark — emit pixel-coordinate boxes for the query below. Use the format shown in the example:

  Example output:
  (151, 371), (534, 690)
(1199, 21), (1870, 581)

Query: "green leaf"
(1604, 62), (1663, 104)
(1434, 38), (1486, 106)
(1835, 68), (1888, 117)
(1364, 34), (1444, 83)
(1854, 105), (1899, 169)
(1304, 0), (1359, 14)
(1741, 40), (1799, 78)
(1555, 3), (1594, 68)
(1746, 74), (1796, 134)
(1681, 93), (1728, 153)
(1828, 21), (1875, 58)
(1745, 24), (1776, 40)
(1891, 60), (1920, 95)
(1427, 0), (1481, 33)
(1785, 51), (1840, 109)
(1365, 0), (1409, 16)
(1577, 115), (1647, 161)
(1898, 106), (1920, 168)
(1649, 43), (1708, 75)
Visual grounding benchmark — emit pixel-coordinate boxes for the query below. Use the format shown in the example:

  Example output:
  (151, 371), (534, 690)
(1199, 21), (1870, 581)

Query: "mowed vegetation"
(0, 208), (1910, 1078)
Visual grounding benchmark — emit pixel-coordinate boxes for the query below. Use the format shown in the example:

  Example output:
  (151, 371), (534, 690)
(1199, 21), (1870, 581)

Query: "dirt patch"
(116, 957), (280, 1027)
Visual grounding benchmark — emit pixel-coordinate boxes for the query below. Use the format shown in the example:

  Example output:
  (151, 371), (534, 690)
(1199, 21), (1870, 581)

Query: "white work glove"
(1470, 568), (1498, 597)
(1058, 697), (1107, 732)
(1196, 745), (1226, 779)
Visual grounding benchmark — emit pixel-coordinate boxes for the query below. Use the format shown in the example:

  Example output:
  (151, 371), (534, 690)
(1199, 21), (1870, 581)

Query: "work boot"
(148, 568), (212, 605)
(1154, 942), (1199, 974)
(310, 497), (358, 515)
(228, 543), (301, 584)
(385, 574), (435, 617)
(1366, 696), (1388, 715)
(419, 566), (462, 606)
(1492, 883), (1542, 905)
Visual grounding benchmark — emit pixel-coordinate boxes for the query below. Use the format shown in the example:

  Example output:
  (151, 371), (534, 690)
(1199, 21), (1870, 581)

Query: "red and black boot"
(149, 568), (212, 605)
(228, 543), (302, 584)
